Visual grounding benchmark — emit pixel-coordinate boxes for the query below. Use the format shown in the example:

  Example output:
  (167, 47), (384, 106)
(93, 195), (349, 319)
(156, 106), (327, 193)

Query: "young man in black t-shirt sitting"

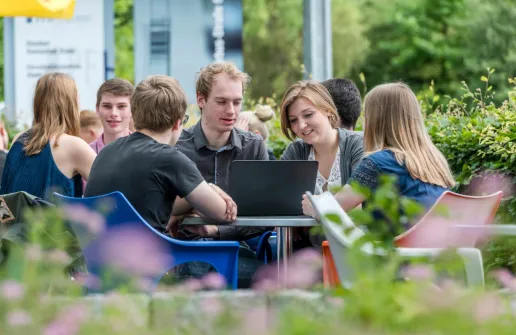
(85, 75), (236, 231)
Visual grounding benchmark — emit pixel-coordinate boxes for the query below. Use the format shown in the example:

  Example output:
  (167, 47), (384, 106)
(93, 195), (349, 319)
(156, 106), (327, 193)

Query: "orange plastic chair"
(395, 191), (503, 248)
(322, 240), (340, 287)
(321, 191), (503, 288)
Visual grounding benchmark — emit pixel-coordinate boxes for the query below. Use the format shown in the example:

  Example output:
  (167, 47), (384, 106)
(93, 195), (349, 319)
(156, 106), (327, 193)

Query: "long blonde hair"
(280, 81), (340, 141)
(24, 73), (80, 155)
(240, 105), (275, 140)
(363, 82), (455, 188)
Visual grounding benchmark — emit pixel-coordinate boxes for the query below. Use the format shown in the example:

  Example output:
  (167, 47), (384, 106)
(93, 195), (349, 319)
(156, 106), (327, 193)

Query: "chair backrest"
(53, 191), (177, 283)
(307, 192), (380, 286)
(54, 191), (163, 249)
(395, 191), (503, 248)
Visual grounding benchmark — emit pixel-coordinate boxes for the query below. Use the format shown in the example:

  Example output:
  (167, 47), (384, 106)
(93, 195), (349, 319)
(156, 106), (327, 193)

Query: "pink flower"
(47, 249), (71, 264)
(43, 303), (89, 335)
(241, 307), (273, 335)
(25, 244), (42, 261)
(99, 226), (173, 277)
(71, 272), (101, 290)
(493, 269), (516, 291)
(179, 278), (204, 292)
(0, 280), (24, 301)
(62, 204), (105, 235)
(7, 309), (32, 327)
(326, 297), (345, 308)
(202, 272), (227, 290)
(201, 297), (224, 315)
(253, 248), (322, 291)
(463, 171), (513, 198)
(472, 292), (506, 323)
(402, 265), (435, 281)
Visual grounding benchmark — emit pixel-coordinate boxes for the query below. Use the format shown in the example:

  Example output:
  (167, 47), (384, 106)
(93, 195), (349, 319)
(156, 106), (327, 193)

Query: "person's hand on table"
(166, 214), (187, 238)
(302, 194), (316, 218)
(209, 183), (237, 221)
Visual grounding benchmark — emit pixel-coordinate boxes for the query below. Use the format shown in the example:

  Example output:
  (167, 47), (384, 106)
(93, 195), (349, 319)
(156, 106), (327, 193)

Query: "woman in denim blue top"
(302, 82), (455, 226)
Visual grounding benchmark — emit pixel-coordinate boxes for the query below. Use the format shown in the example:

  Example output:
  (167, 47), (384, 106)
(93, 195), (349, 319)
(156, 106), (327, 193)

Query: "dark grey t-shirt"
(85, 132), (204, 231)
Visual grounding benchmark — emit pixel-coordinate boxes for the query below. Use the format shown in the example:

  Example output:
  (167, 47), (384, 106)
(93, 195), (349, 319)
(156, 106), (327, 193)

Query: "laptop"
(227, 160), (318, 216)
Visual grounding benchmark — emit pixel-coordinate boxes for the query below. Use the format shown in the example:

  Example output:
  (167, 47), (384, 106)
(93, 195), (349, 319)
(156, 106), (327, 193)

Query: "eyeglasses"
(182, 114), (190, 125)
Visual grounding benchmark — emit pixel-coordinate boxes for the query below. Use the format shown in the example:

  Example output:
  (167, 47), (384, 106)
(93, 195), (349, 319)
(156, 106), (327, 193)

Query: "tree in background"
(0, 18), (4, 101)
(242, 0), (304, 100)
(355, 0), (466, 95)
(114, 0), (134, 83)
(0, 0), (515, 103)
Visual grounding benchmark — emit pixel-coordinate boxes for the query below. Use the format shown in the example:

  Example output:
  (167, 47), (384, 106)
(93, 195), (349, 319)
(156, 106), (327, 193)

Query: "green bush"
(426, 72), (516, 271)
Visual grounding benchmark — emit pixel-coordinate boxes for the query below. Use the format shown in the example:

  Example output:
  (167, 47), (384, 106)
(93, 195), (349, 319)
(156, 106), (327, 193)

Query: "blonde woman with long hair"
(302, 82), (455, 222)
(1, 73), (96, 200)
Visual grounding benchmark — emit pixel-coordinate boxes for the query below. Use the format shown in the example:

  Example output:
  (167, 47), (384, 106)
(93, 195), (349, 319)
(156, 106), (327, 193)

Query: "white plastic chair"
(306, 192), (485, 288)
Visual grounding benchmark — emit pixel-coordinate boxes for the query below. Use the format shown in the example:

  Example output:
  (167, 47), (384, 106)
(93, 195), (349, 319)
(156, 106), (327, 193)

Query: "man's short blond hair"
(80, 110), (101, 128)
(196, 62), (250, 99)
(131, 75), (187, 132)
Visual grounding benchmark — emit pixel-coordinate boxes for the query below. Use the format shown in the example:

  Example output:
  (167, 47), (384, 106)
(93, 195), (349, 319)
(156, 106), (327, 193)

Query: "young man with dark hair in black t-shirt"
(85, 75), (236, 232)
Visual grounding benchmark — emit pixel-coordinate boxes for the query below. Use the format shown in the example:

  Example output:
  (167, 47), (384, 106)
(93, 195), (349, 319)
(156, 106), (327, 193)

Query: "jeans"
(174, 244), (264, 289)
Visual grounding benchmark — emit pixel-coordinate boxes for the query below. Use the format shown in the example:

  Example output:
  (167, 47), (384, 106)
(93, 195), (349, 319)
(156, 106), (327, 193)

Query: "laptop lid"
(228, 160), (318, 216)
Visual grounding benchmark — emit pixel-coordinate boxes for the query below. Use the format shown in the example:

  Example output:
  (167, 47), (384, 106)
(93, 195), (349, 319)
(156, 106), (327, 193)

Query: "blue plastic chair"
(247, 231), (273, 263)
(250, 231), (277, 264)
(54, 191), (240, 292)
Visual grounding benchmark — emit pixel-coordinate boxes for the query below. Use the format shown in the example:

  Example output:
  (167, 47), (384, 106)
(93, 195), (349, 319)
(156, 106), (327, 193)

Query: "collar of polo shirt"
(193, 121), (243, 152)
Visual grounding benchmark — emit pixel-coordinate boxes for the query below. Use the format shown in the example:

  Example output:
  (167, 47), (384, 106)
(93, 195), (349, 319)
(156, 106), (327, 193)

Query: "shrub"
(426, 71), (516, 271)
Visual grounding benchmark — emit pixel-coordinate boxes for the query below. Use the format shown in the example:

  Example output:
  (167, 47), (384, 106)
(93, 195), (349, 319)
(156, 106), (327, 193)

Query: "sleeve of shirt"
(280, 141), (300, 160)
(347, 156), (382, 190)
(157, 146), (205, 198)
(349, 134), (365, 172)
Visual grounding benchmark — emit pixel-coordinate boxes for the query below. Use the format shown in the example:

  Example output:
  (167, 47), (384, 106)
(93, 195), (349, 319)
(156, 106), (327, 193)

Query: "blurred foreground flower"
(241, 306), (273, 335)
(472, 292), (506, 323)
(43, 303), (89, 335)
(62, 204), (106, 234)
(463, 171), (514, 198)
(201, 296), (224, 315)
(25, 244), (43, 261)
(493, 268), (516, 291)
(253, 248), (322, 291)
(47, 249), (71, 264)
(7, 309), (32, 327)
(96, 226), (173, 282)
(202, 272), (227, 290)
(402, 264), (435, 281)
(0, 280), (24, 301)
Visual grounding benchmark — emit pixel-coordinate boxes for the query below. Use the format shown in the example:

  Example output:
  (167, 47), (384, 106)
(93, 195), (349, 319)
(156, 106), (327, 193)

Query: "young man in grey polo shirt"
(174, 62), (270, 288)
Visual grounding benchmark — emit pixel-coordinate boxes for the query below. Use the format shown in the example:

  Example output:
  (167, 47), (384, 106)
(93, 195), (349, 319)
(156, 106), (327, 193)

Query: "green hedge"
(426, 74), (516, 271)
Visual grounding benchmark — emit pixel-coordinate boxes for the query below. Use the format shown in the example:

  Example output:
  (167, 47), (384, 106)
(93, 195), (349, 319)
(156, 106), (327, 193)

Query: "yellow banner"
(0, 0), (76, 19)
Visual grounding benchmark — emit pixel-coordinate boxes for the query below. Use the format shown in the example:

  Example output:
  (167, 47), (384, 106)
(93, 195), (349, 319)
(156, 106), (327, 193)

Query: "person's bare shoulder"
(58, 134), (95, 154)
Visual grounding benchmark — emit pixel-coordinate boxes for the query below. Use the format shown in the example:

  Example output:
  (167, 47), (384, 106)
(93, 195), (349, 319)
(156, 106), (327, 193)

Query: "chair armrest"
(396, 247), (484, 287)
(455, 224), (516, 237)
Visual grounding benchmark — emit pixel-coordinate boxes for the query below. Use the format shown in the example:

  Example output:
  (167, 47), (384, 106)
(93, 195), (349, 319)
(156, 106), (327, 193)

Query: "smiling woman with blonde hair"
(302, 82), (455, 226)
(1, 72), (96, 200)
(280, 81), (364, 194)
